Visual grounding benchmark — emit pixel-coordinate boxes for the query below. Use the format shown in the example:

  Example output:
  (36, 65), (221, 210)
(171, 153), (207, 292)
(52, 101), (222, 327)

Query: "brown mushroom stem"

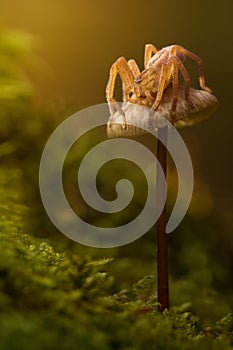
(107, 85), (219, 313)
(156, 126), (169, 312)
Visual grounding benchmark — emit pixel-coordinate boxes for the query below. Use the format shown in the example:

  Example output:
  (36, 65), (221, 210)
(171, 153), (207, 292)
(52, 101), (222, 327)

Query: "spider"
(106, 44), (212, 128)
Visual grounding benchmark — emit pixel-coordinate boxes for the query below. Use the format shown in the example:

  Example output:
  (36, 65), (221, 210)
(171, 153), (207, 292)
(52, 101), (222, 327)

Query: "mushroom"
(106, 83), (219, 312)
(107, 84), (219, 137)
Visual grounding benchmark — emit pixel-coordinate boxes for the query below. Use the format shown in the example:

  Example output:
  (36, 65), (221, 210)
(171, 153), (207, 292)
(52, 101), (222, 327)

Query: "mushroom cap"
(107, 85), (219, 138)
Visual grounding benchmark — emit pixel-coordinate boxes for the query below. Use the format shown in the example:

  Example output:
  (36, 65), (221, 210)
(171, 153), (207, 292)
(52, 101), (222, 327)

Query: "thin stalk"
(156, 126), (169, 312)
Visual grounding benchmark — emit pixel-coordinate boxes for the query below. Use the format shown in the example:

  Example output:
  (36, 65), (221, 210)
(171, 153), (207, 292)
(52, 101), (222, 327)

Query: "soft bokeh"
(0, 0), (232, 225)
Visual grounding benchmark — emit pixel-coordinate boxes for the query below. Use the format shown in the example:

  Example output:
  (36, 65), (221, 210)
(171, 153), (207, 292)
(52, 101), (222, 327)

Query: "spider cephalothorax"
(106, 44), (212, 127)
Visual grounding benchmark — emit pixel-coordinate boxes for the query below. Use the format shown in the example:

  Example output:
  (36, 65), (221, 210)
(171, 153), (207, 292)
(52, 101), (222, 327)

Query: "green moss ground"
(0, 167), (232, 350)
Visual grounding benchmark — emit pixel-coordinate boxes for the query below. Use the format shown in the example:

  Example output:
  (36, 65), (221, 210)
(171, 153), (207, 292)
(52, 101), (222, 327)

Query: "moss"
(0, 167), (232, 349)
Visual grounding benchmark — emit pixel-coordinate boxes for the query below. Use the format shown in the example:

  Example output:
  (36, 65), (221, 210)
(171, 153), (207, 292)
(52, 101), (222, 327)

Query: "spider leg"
(172, 45), (212, 93)
(128, 59), (147, 102)
(106, 57), (134, 128)
(151, 62), (168, 112)
(169, 55), (194, 109)
(128, 59), (141, 77)
(144, 44), (158, 68)
(168, 59), (179, 124)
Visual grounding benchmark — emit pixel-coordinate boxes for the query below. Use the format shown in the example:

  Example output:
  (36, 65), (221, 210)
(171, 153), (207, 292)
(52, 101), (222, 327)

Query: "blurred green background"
(0, 0), (232, 225)
(0, 1), (232, 348)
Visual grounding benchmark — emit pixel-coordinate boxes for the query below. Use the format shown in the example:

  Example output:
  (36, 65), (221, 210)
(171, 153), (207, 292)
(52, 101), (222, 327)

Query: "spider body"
(106, 44), (212, 127)
(135, 46), (184, 96)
